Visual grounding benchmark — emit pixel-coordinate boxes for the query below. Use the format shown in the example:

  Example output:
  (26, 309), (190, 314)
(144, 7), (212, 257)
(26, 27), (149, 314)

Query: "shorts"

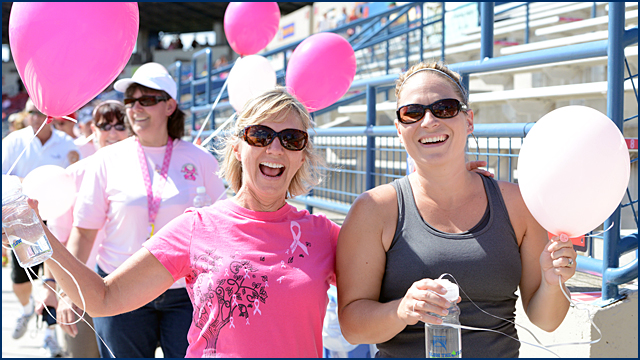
(10, 250), (43, 284)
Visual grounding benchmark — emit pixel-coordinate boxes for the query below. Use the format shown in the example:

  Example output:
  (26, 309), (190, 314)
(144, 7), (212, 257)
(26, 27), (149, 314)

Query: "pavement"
(2, 261), (52, 358)
(2, 261), (165, 358)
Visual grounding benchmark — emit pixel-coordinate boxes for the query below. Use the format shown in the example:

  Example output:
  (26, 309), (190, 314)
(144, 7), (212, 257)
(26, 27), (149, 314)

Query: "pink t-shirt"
(144, 199), (340, 358)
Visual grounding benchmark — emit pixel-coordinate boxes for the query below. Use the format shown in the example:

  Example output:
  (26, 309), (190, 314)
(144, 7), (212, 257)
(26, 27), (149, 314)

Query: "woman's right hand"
(397, 278), (460, 326)
(57, 296), (80, 337)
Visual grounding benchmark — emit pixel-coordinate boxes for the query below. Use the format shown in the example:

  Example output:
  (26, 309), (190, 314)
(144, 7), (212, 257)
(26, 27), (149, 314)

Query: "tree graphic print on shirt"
(187, 220), (313, 357)
(191, 250), (268, 358)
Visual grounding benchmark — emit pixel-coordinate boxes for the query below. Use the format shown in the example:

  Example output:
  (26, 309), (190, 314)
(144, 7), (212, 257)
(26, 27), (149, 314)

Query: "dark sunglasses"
(123, 95), (169, 107)
(396, 98), (468, 124)
(97, 123), (127, 132)
(240, 125), (308, 151)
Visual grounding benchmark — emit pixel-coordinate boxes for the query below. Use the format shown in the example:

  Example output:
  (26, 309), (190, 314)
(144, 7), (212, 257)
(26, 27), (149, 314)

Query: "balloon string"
(192, 72), (231, 145)
(201, 112), (236, 147)
(77, 133), (95, 146)
(6, 119), (48, 176)
(60, 115), (77, 123)
(585, 222), (615, 238)
(25, 257), (116, 358)
(435, 273), (602, 356)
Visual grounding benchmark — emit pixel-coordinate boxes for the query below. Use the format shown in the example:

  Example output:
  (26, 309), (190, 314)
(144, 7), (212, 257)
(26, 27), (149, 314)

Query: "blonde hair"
(217, 88), (324, 198)
(395, 62), (469, 105)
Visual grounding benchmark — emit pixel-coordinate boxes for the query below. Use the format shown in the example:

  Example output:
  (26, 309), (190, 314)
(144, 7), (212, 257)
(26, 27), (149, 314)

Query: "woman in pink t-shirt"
(39, 88), (341, 358)
(49, 62), (226, 358)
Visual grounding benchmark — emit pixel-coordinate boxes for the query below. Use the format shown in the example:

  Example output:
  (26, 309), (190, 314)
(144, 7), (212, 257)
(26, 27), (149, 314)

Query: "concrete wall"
(516, 288), (638, 358)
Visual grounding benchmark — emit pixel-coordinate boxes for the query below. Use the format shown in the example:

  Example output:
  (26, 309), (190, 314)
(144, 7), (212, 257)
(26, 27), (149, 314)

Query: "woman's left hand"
(540, 235), (577, 286)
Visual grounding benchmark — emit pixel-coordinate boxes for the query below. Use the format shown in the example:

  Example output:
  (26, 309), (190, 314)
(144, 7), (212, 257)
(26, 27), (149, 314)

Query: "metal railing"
(169, 2), (638, 304)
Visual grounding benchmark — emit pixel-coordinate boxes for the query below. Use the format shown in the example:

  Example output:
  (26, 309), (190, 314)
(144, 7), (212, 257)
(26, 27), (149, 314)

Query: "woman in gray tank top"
(336, 62), (578, 358)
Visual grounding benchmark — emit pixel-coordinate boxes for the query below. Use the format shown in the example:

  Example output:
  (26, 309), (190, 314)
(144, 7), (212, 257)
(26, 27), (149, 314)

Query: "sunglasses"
(123, 95), (169, 107)
(97, 123), (127, 132)
(240, 125), (308, 151)
(396, 98), (468, 124)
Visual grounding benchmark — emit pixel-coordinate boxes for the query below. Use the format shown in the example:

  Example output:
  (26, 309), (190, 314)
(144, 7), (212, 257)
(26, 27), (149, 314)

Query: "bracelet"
(42, 278), (56, 284)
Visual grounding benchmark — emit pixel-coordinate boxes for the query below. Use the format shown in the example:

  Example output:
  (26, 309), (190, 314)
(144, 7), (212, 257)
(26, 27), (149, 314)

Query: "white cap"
(196, 186), (206, 194)
(114, 62), (177, 100)
(434, 279), (459, 302)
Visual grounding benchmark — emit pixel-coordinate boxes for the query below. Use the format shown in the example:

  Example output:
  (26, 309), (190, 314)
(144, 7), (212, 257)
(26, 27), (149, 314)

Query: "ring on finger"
(567, 258), (574, 267)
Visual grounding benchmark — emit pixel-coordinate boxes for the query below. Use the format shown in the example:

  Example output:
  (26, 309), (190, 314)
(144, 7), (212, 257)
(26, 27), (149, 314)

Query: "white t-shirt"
(2, 126), (79, 177)
(73, 137), (227, 288)
(47, 156), (103, 270)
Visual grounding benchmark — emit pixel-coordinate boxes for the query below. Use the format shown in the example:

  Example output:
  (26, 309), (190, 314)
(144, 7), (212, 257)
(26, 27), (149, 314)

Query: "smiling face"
(125, 88), (176, 147)
(395, 72), (474, 168)
(232, 112), (306, 211)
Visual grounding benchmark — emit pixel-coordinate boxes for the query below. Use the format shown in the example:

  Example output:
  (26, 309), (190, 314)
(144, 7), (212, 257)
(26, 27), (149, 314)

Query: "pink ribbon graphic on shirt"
(280, 260), (286, 269)
(230, 316), (235, 329)
(289, 221), (308, 256)
(253, 299), (262, 315)
(244, 268), (250, 279)
(232, 294), (238, 308)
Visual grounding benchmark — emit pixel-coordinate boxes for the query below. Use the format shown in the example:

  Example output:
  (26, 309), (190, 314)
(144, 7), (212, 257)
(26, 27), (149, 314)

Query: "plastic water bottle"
(2, 175), (53, 268)
(193, 186), (213, 208)
(425, 279), (461, 358)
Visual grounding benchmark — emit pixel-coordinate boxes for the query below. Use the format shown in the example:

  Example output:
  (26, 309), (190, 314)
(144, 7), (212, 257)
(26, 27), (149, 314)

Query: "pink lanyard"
(135, 137), (173, 238)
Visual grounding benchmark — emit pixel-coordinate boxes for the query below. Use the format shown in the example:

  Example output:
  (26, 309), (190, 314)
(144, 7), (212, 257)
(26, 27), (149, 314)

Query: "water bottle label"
(27, 243), (44, 257)
(428, 350), (460, 358)
(12, 238), (22, 247)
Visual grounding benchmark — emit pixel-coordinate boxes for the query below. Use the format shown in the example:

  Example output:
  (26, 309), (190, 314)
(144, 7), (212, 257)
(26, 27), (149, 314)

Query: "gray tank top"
(376, 175), (522, 358)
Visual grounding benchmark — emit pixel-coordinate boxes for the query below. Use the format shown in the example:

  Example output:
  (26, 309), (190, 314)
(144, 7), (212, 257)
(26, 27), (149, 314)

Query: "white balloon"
(227, 55), (277, 112)
(517, 106), (630, 237)
(22, 165), (76, 221)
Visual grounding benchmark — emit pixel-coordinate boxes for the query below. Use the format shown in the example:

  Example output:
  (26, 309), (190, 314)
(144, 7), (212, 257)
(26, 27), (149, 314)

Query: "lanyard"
(135, 137), (173, 239)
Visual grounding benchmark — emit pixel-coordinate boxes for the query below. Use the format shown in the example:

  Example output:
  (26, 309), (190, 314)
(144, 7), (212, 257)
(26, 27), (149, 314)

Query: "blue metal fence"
(171, 2), (638, 304)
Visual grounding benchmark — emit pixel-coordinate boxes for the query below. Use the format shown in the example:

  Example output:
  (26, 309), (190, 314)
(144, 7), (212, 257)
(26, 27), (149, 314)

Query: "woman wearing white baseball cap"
(64, 62), (227, 358)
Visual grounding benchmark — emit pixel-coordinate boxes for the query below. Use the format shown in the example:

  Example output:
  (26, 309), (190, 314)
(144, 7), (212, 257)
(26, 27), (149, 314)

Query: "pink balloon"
(286, 33), (357, 112)
(517, 106), (630, 238)
(9, 3), (139, 117)
(224, 2), (280, 56)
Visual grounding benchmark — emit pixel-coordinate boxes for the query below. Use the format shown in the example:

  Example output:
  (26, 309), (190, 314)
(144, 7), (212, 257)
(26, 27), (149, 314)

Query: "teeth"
(261, 162), (284, 169)
(420, 135), (447, 144)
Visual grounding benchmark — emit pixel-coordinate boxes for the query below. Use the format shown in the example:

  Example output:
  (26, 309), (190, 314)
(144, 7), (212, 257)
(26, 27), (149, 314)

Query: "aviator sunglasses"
(240, 125), (309, 151)
(396, 98), (468, 124)
(123, 95), (169, 108)
(97, 122), (127, 132)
